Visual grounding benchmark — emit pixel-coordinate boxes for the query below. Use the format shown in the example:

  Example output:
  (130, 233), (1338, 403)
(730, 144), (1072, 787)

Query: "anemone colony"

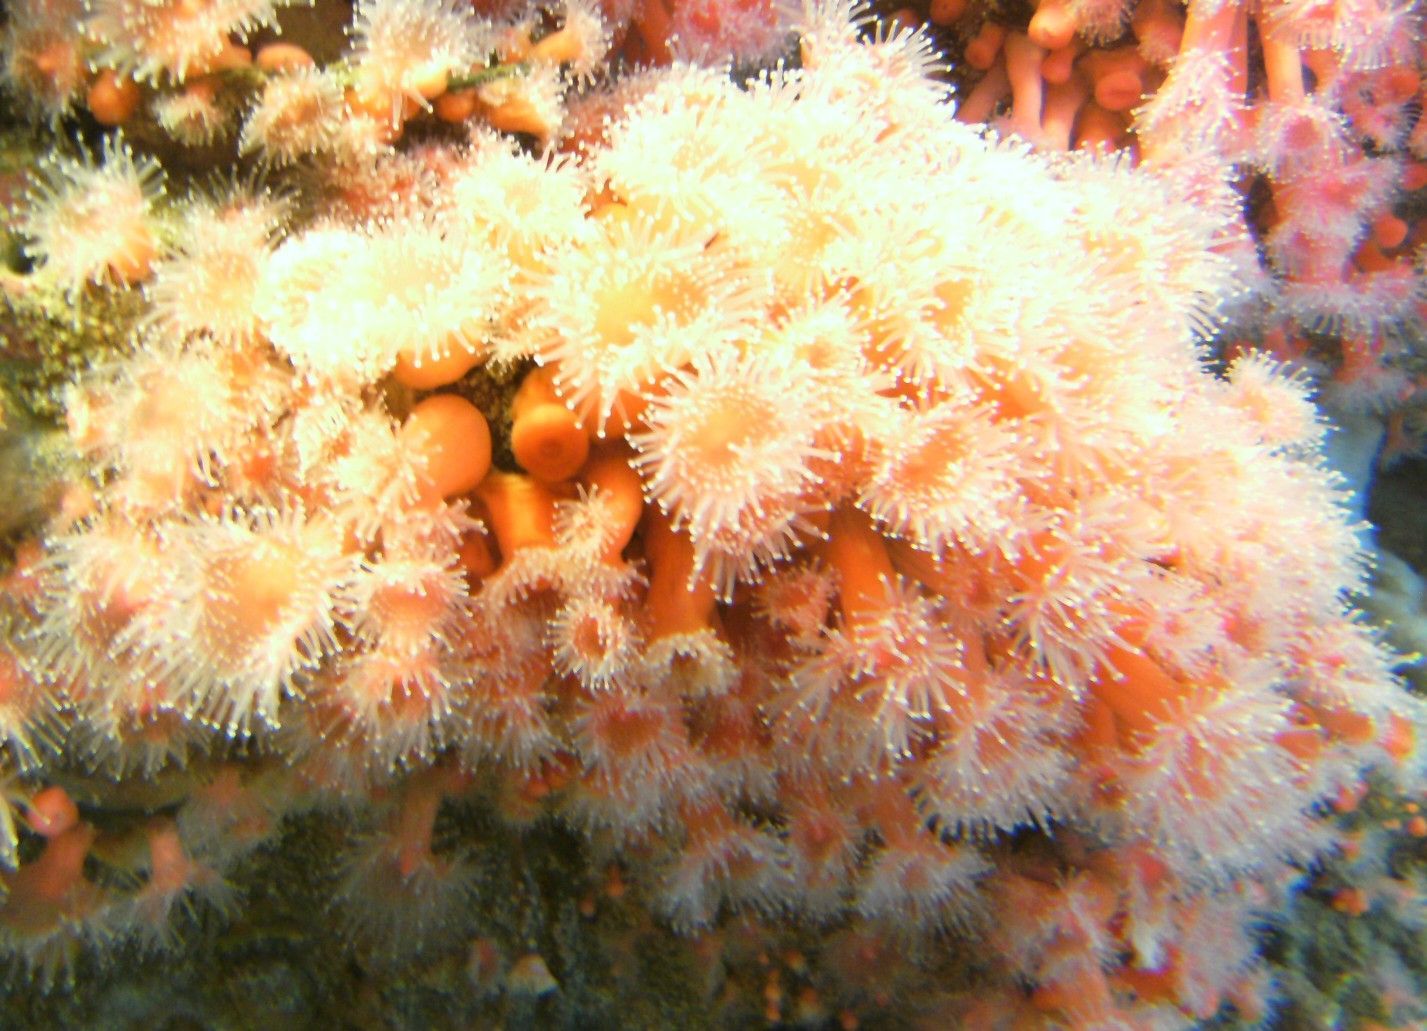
(0, 0), (1425, 1026)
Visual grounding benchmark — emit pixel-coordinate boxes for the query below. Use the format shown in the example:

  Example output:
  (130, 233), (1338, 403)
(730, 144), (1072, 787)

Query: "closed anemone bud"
(511, 402), (587, 481)
(510, 367), (589, 483)
(435, 87), (478, 123)
(255, 42), (315, 73)
(477, 65), (566, 142)
(86, 69), (142, 126)
(1027, 0), (1077, 50)
(25, 786), (78, 839)
(11, 821), (97, 907)
(401, 394), (492, 502)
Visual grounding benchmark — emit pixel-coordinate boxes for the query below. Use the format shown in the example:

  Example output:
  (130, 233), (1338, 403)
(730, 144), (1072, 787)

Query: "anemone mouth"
(203, 545), (301, 657)
(133, 507), (359, 730)
(19, 134), (165, 296)
(530, 213), (766, 432)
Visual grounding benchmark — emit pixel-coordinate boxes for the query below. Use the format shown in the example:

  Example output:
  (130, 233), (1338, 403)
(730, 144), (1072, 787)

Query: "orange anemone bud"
(481, 94), (553, 140)
(1330, 887), (1368, 916)
(25, 786), (79, 839)
(393, 338), (487, 389)
(26, 823), (97, 904)
(401, 394), (492, 501)
(1084, 611), (1194, 742)
(510, 367), (589, 483)
(1028, 0), (1077, 51)
(512, 405), (587, 482)
(435, 88), (478, 123)
(964, 22), (1008, 71)
(1306, 702), (1375, 746)
(529, 25), (583, 66)
(1381, 712), (1416, 764)
(219, 42), (254, 72)
(347, 69), (417, 132)
(928, 0), (967, 25)
(456, 527), (498, 580)
(255, 42), (316, 73)
(393, 339), (488, 391)
(1041, 40), (1084, 85)
(476, 472), (563, 559)
(632, 0), (674, 65)
(641, 504), (718, 640)
(87, 69), (142, 126)
(1080, 46), (1150, 112)
(1372, 214), (1409, 251)
(819, 507), (897, 626)
(1074, 101), (1129, 150)
(410, 62), (450, 102)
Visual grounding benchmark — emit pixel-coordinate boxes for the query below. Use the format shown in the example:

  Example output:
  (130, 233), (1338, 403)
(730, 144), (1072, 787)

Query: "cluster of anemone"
(0, 1), (1422, 1025)
(2, 0), (616, 176)
(940, 0), (1427, 463)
